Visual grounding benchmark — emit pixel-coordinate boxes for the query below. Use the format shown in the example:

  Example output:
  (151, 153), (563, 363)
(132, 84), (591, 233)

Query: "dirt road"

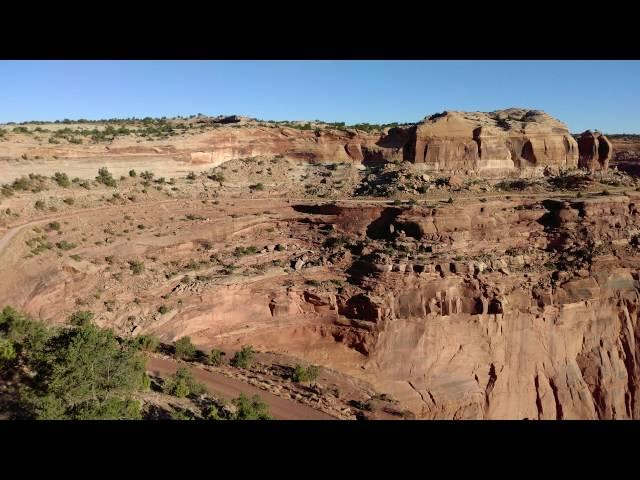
(146, 356), (337, 420)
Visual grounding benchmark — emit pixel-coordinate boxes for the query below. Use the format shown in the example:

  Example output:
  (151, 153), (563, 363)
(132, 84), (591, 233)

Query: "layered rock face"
(318, 195), (640, 419)
(1, 109), (612, 181)
(191, 126), (401, 165)
(406, 109), (580, 175)
(578, 130), (613, 171)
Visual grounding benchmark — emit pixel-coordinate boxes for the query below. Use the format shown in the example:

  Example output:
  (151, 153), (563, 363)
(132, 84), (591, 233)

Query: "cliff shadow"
(366, 207), (404, 239)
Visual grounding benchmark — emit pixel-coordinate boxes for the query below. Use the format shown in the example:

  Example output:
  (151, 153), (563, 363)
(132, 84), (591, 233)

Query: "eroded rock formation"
(1, 108), (613, 181)
(405, 109), (580, 175)
(578, 130), (613, 171)
(315, 195), (640, 419)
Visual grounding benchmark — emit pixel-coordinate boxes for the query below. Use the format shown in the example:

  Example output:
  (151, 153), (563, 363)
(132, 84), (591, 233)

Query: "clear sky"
(0, 60), (639, 133)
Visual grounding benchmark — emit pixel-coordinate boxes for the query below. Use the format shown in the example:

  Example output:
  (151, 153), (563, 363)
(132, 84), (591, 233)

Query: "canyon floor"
(3, 120), (640, 419)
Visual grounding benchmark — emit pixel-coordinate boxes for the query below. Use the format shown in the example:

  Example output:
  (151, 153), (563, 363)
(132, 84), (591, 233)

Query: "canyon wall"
(322, 195), (640, 418)
(184, 110), (613, 176)
(1, 109), (613, 180)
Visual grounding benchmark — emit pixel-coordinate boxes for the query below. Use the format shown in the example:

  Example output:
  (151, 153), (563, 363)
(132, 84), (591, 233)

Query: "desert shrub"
(230, 345), (255, 369)
(129, 334), (159, 353)
(34, 200), (45, 210)
(47, 221), (61, 231)
(56, 241), (76, 251)
(206, 405), (223, 420)
(141, 373), (151, 391)
(63, 197), (74, 205)
(96, 167), (117, 187)
(0, 338), (17, 363)
(209, 348), (225, 366)
(601, 189), (610, 196)
(207, 172), (225, 182)
(163, 367), (205, 398)
(128, 260), (145, 275)
(140, 171), (154, 181)
(174, 336), (196, 361)
(234, 246), (258, 257)
(548, 174), (589, 190)
(12, 174), (48, 193)
(69, 310), (94, 326)
(275, 244), (285, 251)
(170, 409), (195, 420)
(157, 305), (170, 315)
(323, 236), (349, 249)
(232, 394), (271, 420)
(349, 399), (374, 412)
(496, 179), (531, 191)
(249, 183), (265, 191)
(447, 197), (454, 204)
(53, 172), (71, 188)
(291, 364), (320, 383)
(186, 171), (197, 180)
(129, 169), (137, 177)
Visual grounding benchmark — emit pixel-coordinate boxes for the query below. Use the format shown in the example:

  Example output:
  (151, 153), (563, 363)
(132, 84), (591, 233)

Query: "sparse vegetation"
(291, 364), (320, 383)
(129, 334), (159, 353)
(96, 167), (117, 187)
(174, 336), (196, 361)
(163, 367), (206, 398)
(69, 310), (94, 326)
(53, 172), (71, 188)
(234, 246), (258, 257)
(496, 179), (532, 191)
(209, 348), (225, 366)
(232, 394), (271, 420)
(230, 345), (255, 369)
(56, 240), (77, 251)
(128, 260), (145, 275)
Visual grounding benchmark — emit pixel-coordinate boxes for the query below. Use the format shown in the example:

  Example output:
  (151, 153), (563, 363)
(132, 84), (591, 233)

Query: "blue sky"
(0, 60), (639, 133)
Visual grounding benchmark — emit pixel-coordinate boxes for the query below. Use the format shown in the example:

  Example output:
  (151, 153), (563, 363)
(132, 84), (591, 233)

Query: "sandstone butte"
(180, 109), (614, 175)
(3, 108), (639, 421)
(1, 109), (613, 179)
